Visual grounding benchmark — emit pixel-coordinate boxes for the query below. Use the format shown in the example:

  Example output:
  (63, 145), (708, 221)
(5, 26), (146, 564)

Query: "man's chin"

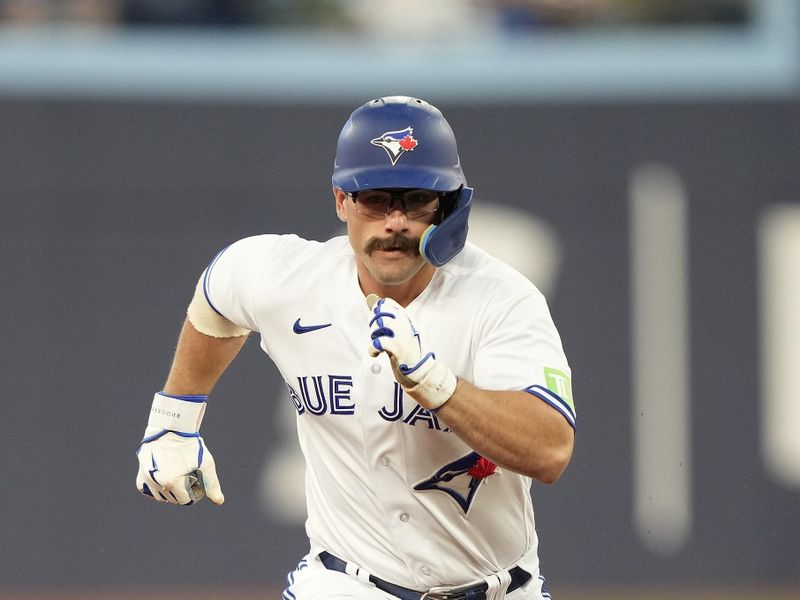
(366, 256), (425, 287)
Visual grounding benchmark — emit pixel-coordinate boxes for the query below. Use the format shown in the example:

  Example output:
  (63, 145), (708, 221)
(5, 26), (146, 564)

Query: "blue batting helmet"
(332, 96), (474, 266)
(333, 96), (465, 192)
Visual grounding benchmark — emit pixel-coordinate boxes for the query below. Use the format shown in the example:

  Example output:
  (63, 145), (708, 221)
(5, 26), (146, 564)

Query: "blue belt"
(318, 551), (532, 600)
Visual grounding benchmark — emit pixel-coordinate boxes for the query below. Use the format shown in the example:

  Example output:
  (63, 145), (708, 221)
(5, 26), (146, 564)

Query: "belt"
(318, 551), (531, 600)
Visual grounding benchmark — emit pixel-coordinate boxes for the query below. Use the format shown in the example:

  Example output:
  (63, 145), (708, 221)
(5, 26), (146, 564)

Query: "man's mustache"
(366, 235), (421, 255)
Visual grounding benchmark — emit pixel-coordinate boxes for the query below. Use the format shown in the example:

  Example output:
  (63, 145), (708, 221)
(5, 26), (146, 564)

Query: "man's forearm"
(163, 318), (249, 396)
(414, 379), (574, 483)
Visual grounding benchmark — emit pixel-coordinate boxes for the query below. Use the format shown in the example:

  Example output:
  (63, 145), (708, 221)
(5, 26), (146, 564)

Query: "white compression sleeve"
(186, 273), (249, 338)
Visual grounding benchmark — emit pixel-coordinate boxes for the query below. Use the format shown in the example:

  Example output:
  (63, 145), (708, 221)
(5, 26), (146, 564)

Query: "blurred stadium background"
(0, 0), (798, 599)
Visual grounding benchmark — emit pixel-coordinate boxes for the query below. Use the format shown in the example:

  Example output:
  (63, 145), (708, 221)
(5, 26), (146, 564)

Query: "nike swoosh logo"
(293, 318), (332, 334)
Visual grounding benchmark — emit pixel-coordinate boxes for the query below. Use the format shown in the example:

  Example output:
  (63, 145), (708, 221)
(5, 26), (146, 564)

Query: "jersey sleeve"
(472, 290), (576, 429)
(200, 235), (281, 333)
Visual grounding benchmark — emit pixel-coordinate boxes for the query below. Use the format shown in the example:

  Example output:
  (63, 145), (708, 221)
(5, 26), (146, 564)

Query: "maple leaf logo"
(467, 456), (497, 480)
(399, 135), (418, 151)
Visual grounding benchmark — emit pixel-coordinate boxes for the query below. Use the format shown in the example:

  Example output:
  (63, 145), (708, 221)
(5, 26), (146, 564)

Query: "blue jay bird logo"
(413, 451), (498, 515)
(370, 127), (419, 165)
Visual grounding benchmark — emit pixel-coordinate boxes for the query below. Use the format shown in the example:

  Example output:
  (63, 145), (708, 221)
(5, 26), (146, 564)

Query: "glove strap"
(404, 361), (457, 411)
(147, 392), (207, 434)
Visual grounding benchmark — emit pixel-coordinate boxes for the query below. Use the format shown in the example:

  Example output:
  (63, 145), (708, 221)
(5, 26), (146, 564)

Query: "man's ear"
(333, 187), (347, 222)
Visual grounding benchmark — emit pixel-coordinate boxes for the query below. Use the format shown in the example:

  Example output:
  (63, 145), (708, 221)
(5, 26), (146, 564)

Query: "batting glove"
(135, 392), (224, 506)
(366, 294), (457, 411)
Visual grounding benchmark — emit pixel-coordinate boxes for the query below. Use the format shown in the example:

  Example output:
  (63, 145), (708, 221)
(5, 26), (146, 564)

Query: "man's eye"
(406, 193), (435, 206)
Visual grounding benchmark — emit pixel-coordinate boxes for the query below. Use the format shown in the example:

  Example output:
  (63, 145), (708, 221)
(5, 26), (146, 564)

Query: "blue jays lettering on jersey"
(286, 376), (451, 432)
(202, 233), (575, 591)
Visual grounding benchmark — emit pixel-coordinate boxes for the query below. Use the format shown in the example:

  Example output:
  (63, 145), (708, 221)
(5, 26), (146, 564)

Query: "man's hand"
(136, 429), (224, 505)
(366, 294), (457, 411)
(135, 392), (224, 506)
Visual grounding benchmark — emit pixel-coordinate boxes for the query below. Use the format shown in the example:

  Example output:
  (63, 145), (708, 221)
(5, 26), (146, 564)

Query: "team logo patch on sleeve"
(413, 452), (497, 515)
(370, 127), (418, 165)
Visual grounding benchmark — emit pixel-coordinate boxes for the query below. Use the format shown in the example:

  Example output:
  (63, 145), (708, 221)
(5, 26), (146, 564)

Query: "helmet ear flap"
(420, 187), (474, 267)
(435, 187), (462, 224)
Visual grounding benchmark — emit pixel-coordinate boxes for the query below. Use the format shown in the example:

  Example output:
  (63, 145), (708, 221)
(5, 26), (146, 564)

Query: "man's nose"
(384, 206), (409, 231)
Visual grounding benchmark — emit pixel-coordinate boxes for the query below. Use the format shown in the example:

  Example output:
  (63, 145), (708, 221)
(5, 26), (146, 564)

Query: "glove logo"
(370, 127), (418, 165)
(413, 452), (498, 515)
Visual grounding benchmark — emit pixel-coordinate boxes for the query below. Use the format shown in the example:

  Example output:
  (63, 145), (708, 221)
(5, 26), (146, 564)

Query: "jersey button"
(419, 566), (432, 576)
(399, 512), (410, 522)
(371, 364), (382, 374)
(379, 456), (390, 466)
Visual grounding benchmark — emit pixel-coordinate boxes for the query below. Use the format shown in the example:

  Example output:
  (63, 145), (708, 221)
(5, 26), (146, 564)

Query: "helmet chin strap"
(419, 187), (473, 267)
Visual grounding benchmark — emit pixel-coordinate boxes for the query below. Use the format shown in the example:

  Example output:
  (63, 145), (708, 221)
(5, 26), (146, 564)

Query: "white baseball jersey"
(203, 234), (575, 591)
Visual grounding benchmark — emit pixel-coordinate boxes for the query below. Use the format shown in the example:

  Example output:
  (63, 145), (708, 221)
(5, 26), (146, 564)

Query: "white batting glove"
(135, 392), (224, 506)
(366, 294), (457, 411)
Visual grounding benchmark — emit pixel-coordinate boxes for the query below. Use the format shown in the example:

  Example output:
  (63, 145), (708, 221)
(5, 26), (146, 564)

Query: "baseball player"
(136, 96), (576, 600)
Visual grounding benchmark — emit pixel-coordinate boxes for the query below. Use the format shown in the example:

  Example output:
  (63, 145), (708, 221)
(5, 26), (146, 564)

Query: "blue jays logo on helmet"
(370, 126), (418, 166)
(413, 451), (497, 516)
